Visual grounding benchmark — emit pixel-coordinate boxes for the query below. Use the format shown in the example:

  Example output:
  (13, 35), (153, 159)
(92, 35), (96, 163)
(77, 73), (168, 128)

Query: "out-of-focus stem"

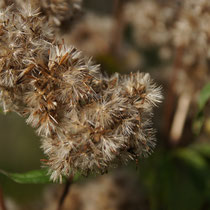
(110, 0), (125, 56)
(0, 186), (6, 210)
(3, 0), (7, 5)
(163, 47), (184, 141)
(3, 0), (12, 6)
(57, 175), (73, 210)
(170, 92), (191, 145)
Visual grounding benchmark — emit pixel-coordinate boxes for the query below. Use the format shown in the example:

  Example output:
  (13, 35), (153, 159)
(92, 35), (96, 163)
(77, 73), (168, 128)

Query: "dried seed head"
(27, 0), (82, 26)
(62, 13), (113, 56)
(6, 0), (82, 26)
(0, 4), (162, 182)
(124, 0), (178, 47)
(41, 72), (162, 182)
(0, 5), (53, 113)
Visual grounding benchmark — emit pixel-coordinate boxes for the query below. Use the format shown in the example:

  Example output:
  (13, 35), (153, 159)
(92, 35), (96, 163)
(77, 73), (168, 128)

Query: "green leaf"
(0, 168), (84, 184)
(191, 143), (210, 158)
(193, 83), (210, 134)
(0, 168), (53, 184)
(173, 148), (208, 170)
(198, 83), (210, 111)
(140, 150), (207, 210)
(192, 111), (205, 135)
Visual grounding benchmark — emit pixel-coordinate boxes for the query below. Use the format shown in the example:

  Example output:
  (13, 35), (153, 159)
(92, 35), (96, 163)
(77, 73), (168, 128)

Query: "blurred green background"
(0, 0), (210, 210)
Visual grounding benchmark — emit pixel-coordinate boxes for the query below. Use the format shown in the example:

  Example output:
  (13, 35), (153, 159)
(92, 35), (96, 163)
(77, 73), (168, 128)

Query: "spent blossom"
(0, 4), (162, 182)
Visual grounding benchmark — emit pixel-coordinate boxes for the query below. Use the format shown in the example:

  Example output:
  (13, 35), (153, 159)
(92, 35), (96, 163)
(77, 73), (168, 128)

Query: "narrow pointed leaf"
(0, 169), (53, 184)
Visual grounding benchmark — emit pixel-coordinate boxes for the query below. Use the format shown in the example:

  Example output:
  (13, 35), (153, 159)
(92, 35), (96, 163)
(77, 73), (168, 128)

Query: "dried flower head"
(41, 71), (162, 182)
(62, 13), (113, 56)
(0, 4), (162, 182)
(124, 0), (210, 95)
(173, 0), (210, 64)
(124, 0), (179, 47)
(171, 0), (210, 94)
(35, 0), (82, 26)
(3, 0), (82, 26)
(0, 5), (53, 113)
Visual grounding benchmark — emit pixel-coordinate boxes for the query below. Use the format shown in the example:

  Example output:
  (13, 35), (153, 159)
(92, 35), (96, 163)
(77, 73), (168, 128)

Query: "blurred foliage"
(0, 169), (53, 184)
(0, 112), (46, 202)
(198, 83), (210, 111)
(0, 0), (210, 209)
(0, 168), (84, 184)
(139, 144), (210, 210)
(193, 82), (210, 135)
(0, 174), (47, 203)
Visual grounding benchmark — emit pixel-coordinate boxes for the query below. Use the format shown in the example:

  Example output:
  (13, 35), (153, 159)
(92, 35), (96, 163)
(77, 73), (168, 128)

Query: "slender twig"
(0, 186), (6, 210)
(57, 175), (73, 210)
(110, 0), (126, 56)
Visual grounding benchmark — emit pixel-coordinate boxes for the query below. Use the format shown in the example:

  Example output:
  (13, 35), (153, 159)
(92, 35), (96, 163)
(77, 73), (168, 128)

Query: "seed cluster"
(2, 0), (82, 26)
(0, 5), (162, 182)
(124, 0), (210, 98)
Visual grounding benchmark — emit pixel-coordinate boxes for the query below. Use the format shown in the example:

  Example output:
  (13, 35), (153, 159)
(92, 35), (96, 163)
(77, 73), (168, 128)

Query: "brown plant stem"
(170, 92), (191, 145)
(0, 186), (6, 210)
(3, 0), (13, 6)
(110, 0), (126, 56)
(2, 0), (7, 5)
(163, 46), (184, 142)
(57, 175), (73, 210)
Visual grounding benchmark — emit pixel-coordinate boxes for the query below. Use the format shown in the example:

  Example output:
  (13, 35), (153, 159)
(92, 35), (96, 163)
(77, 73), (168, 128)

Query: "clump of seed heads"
(0, 5), (162, 182)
